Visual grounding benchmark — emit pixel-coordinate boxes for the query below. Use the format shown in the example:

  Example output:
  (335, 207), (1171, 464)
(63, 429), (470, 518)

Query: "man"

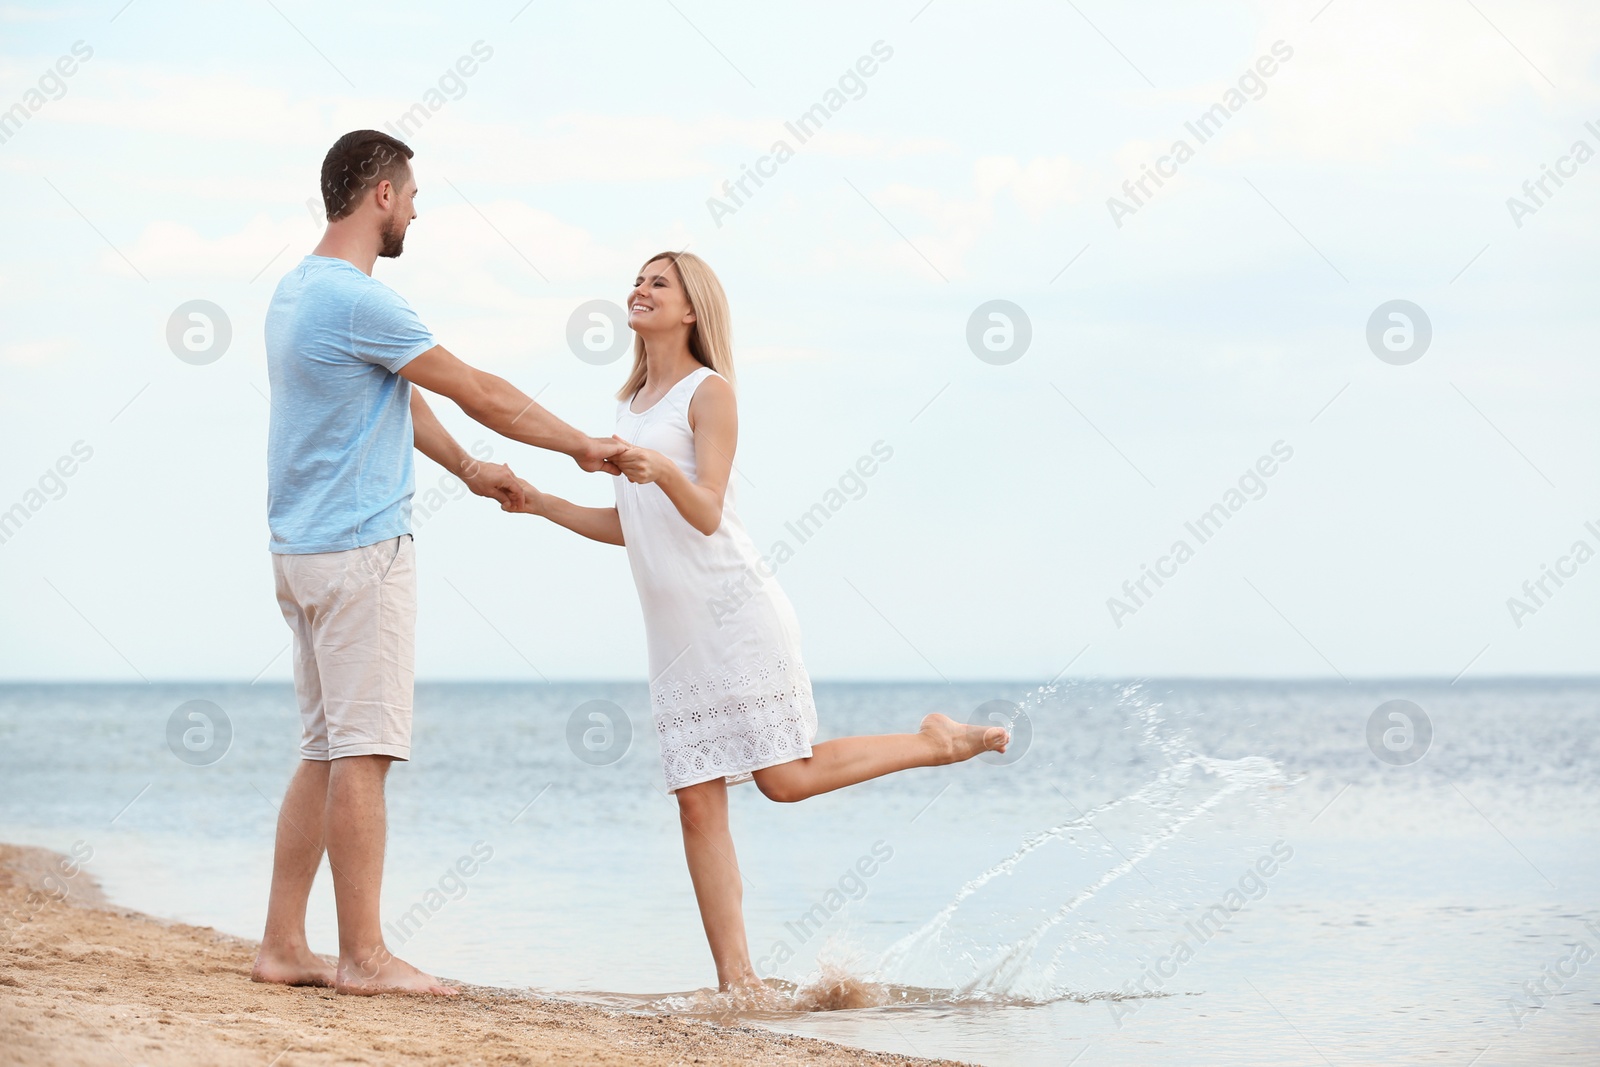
(252, 130), (619, 995)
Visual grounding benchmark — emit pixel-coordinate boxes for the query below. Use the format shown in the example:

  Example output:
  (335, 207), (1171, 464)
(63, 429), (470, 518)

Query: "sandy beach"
(0, 843), (969, 1067)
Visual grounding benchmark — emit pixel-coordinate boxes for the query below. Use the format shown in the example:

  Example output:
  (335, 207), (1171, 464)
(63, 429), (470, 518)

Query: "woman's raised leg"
(675, 778), (762, 991)
(751, 713), (1008, 804)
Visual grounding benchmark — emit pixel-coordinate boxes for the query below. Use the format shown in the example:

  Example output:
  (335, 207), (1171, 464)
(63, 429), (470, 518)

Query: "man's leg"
(274, 535), (449, 995)
(252, 759), (334, 985)
(255, 552), (338, 986)
(326, 754), (451, 994)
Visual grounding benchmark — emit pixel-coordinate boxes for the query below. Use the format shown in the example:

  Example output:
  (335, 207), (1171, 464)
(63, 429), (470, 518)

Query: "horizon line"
(2, 673), (1598, 686)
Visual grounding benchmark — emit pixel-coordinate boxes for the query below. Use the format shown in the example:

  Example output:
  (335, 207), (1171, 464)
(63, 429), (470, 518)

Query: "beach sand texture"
(0, 844), (970, 1067)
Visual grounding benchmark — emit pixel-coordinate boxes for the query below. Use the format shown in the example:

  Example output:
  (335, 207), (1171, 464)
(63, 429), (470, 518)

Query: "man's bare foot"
(251, 945), (336, 987)
(921, 712), (1009, 765)
(336, 950), (458, 996)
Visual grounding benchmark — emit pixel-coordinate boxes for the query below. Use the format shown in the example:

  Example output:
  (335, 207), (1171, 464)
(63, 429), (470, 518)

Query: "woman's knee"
(754, 770), (804, 804)
(675, 781), (724, 824)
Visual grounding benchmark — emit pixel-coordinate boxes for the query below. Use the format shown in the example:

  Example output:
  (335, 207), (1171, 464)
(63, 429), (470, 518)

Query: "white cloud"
(93, 197), (690, 295)
(823, 154), (1093, 279)
(1, 336), (72, 365)
(0, 5), (78, 22)
(976, 155), (1090, 220)
(97, 213), (310, 282)
(392, 199), (696, 305)
(50, 66), (346, 145)
(41, 61), (948, 198)
(424, 112), (948, 191)
(737, 344), (835, 363)
(1211, 1), (1600, 165)
(1090, 3), (1600, 183)
(41, 66), (759, 187)
(427, 112), (769, 184)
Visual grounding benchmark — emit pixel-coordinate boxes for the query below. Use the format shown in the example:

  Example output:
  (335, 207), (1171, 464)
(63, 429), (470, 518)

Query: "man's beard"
(378, 215), (407, 258)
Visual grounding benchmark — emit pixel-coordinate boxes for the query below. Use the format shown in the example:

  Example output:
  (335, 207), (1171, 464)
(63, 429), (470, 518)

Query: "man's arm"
(399, 345), (621, 473)
(410, 390), (524, 508)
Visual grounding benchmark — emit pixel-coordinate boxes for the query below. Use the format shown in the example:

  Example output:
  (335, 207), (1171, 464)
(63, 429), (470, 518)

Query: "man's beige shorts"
(272, 534), (416, 761)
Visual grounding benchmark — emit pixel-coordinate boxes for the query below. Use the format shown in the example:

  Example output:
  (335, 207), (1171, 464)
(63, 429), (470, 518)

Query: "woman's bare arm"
(611, 375), (736, 537)
(504, 479), (624, 546)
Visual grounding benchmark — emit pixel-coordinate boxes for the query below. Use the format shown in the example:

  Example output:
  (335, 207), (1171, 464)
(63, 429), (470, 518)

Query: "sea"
(1, 679), (1596, 1066)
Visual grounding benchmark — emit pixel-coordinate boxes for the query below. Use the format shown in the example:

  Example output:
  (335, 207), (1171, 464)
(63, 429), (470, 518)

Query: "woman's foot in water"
(715, 968), (785, 1007)
(920, 712), (1009, 765)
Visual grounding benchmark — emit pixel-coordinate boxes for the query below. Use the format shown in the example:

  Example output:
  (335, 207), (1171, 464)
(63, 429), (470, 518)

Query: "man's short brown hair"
(320, 130), (413, 221)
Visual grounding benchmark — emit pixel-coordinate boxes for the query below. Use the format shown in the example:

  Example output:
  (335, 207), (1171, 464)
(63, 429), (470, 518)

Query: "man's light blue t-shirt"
(265, 255), (435, 555)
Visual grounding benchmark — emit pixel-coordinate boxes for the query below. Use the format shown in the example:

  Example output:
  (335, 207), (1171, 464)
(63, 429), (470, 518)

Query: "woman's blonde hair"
(616, 250), (735, 401)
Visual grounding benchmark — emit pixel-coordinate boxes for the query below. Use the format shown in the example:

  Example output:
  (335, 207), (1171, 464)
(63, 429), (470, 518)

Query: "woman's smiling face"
(627, 257), (694, 331)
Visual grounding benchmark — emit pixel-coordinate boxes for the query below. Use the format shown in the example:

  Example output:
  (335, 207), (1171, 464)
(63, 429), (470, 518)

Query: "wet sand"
(0, 843), (969, 1067)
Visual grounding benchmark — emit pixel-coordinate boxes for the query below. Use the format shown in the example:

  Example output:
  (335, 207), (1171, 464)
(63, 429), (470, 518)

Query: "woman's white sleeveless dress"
(614, 365), (819, 792)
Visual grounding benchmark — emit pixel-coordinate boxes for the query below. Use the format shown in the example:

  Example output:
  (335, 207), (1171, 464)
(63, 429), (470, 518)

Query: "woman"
(505, 251), (1008, 993)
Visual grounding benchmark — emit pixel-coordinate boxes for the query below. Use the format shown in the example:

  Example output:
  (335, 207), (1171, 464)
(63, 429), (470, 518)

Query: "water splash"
(611, 967), (1175, 1016)
(574, 683), (1291, 1016)
(789, 960), (890, 1011)
(956, 756), (1284, 999)
(879, 684), (1291, 1003)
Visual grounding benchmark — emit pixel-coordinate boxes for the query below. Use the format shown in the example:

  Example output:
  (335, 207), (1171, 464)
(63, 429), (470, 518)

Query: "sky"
(1, 0), (1597, 683)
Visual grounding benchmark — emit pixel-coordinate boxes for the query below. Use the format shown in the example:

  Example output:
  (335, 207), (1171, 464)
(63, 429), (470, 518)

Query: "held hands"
(567, 434), (678, 483)
(609, 435), (673, 485)
(575, 436), (625, 475)
(498, 477), (544, 516)
(461, 460), (526, 511)
(479, 436), (670, 524)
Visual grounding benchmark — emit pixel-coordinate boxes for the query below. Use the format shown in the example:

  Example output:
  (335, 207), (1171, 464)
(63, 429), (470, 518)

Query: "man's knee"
(293, 758), (332, 782)
(333, 753), (393, 771)
(328, 753), (393, 792)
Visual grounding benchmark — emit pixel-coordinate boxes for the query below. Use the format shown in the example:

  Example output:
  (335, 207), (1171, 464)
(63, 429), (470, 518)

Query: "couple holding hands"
(254, 130), (1009, 997)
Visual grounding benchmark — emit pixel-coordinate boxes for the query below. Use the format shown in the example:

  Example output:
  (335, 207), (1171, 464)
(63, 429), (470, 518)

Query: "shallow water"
(1, 679), (1596, 1065)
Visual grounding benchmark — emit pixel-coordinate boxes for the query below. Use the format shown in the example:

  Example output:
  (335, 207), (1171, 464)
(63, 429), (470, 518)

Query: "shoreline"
(0, 843), (971, 1067)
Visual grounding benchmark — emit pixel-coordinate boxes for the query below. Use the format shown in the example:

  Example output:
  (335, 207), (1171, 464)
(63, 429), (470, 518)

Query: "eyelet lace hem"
(652, 651), (818, 791)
